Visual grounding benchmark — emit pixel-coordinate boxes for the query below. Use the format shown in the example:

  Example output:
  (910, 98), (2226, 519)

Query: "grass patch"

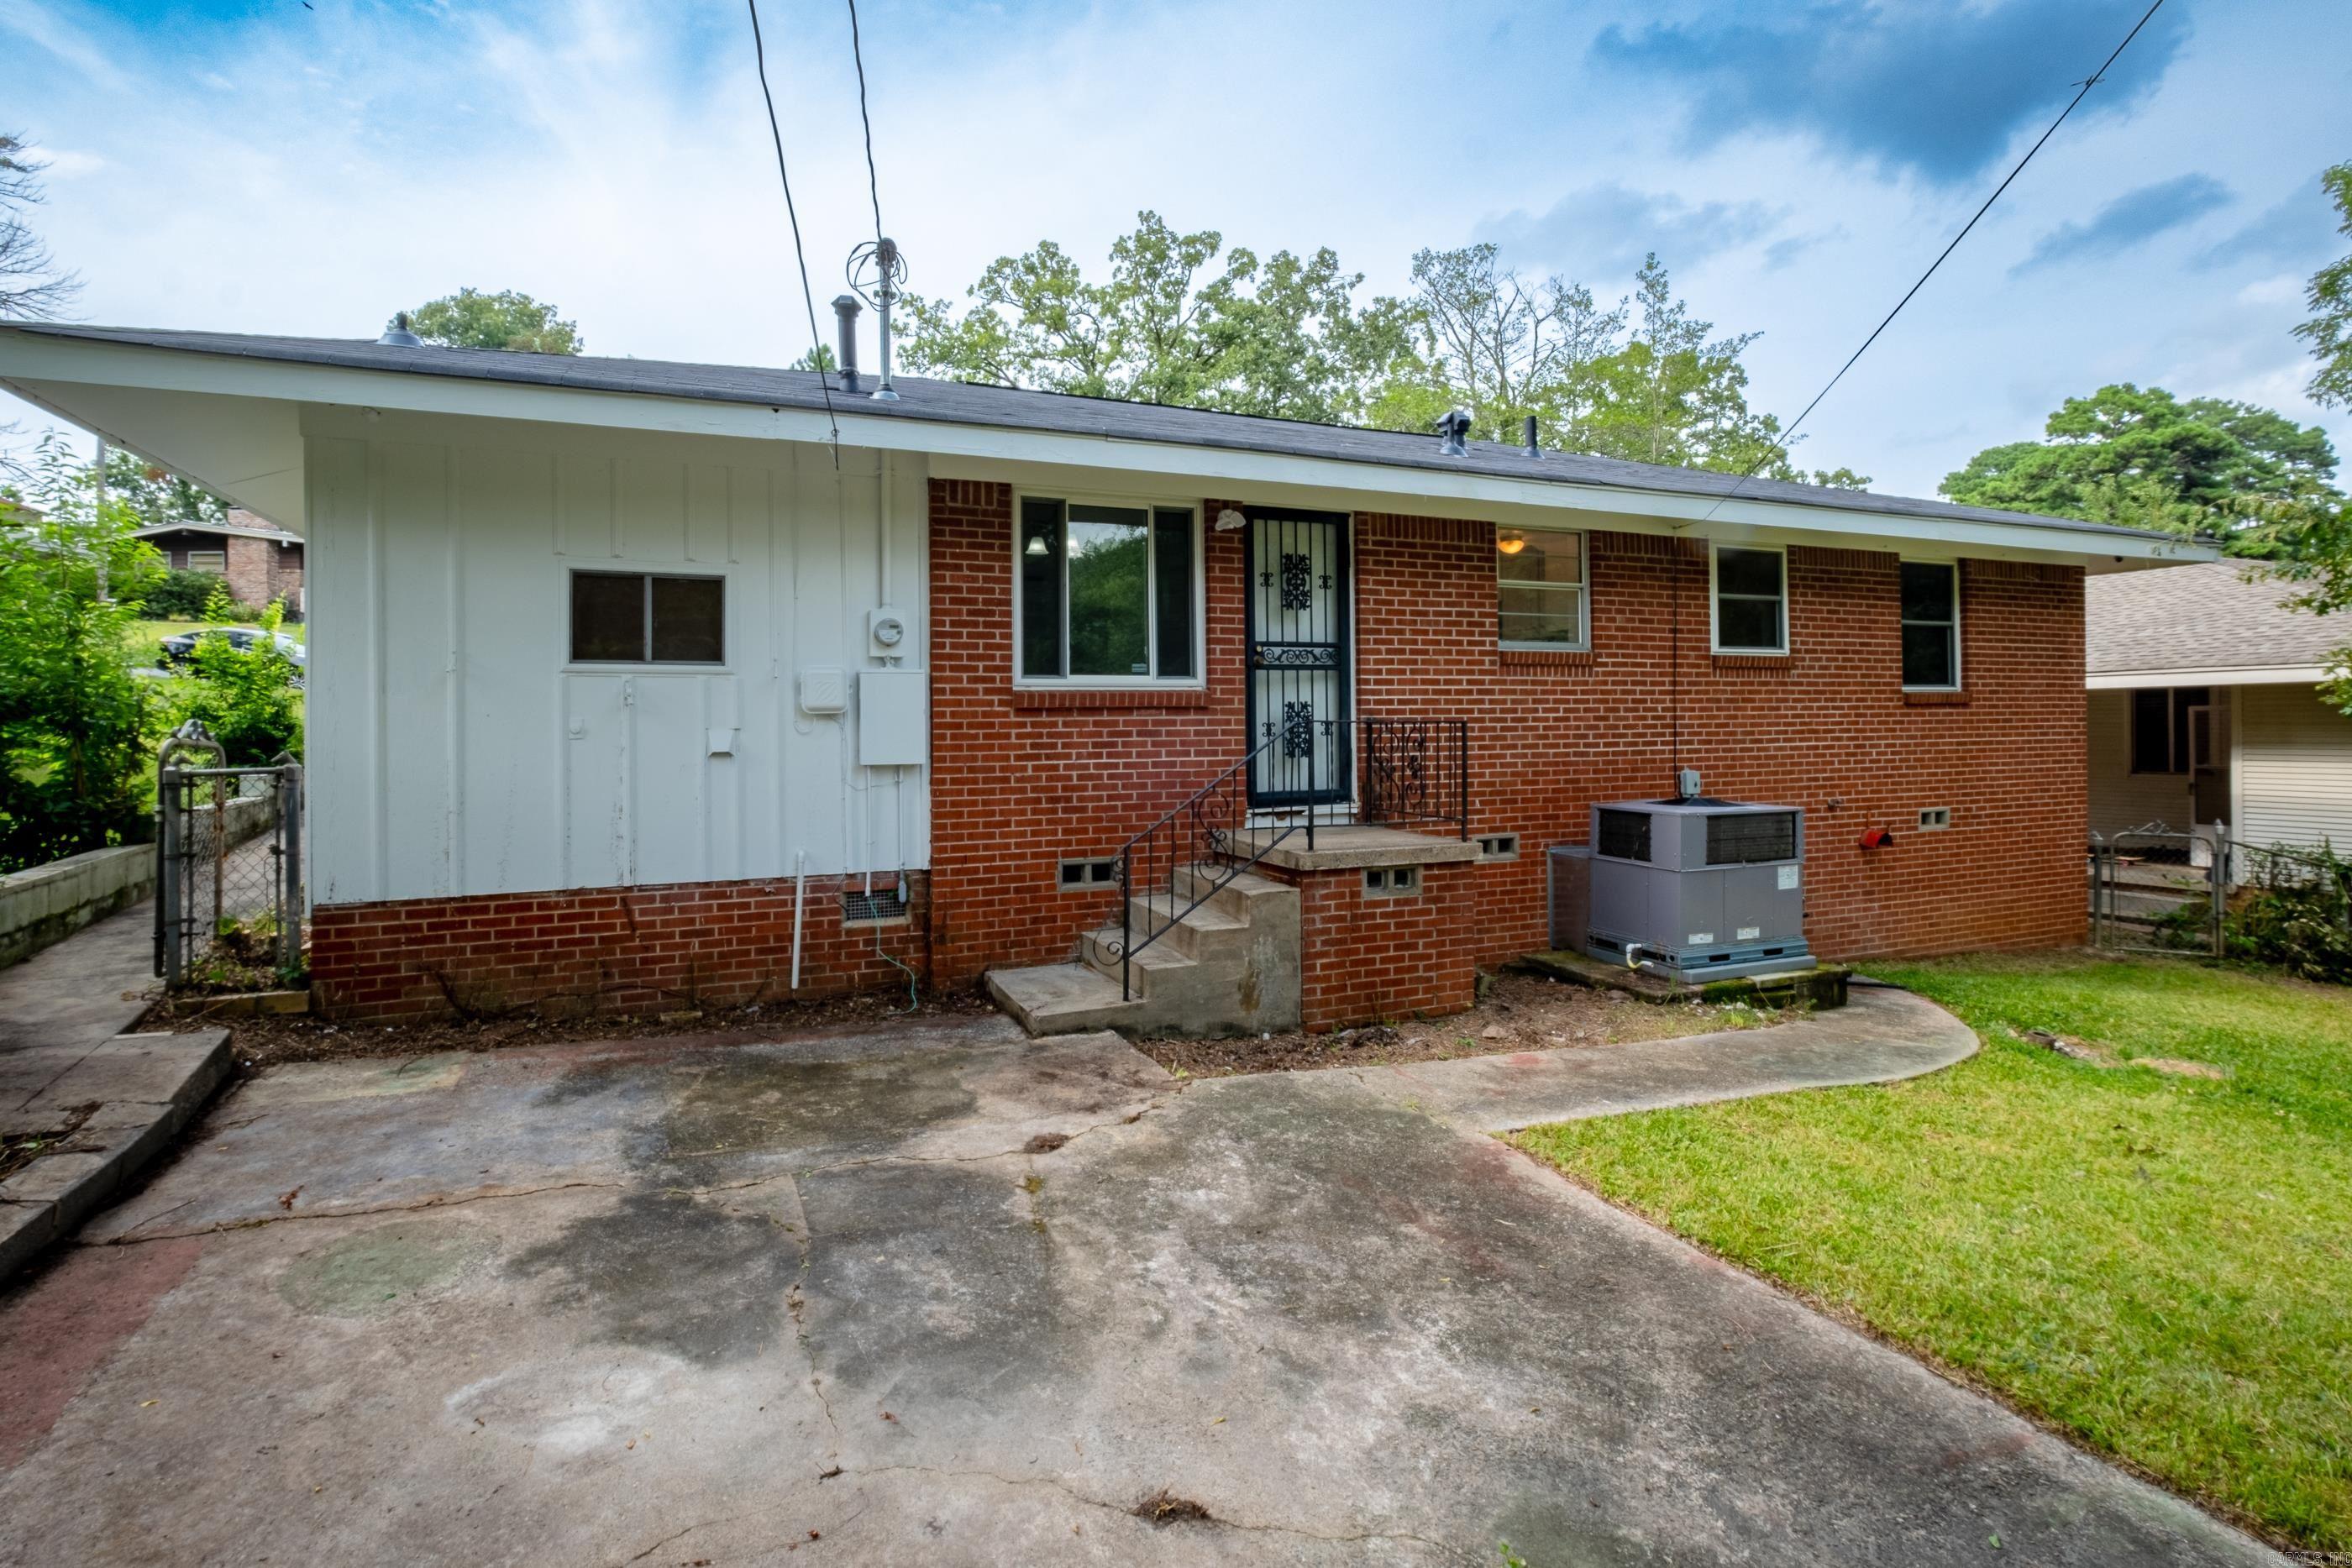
(1512, 952), (2352, 1554)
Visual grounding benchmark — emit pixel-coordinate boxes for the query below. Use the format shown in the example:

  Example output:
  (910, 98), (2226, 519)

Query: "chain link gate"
(154, 720), (304, 988)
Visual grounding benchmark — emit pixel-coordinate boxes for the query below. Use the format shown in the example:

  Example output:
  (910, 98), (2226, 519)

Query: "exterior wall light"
(1497, 532), (1527, 555)
(1025, 532), (1052, 557)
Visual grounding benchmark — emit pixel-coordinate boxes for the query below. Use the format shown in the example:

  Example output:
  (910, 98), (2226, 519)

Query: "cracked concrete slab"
(0, 1003), (2286, 1565)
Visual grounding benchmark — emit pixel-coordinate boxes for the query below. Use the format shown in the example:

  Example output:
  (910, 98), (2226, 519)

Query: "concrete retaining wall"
(0, 844), (155, 971)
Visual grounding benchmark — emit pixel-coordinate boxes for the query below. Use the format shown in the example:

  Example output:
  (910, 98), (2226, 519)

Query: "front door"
(1246, 507), (1351, 808)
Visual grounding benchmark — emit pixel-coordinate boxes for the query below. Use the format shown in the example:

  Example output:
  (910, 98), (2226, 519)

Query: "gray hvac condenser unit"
(1562, 794), (1812, 982)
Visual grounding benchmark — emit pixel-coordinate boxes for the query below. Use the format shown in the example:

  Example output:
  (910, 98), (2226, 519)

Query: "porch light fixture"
(1025, 532), (1052, 558)
(1497, 532), (1527, 555)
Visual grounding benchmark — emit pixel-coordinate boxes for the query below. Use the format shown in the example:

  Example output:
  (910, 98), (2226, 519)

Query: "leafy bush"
(0, 438), (165, 872)
(134, 567), (237, 621)
(2221, 844), (2352, 983)
(166, 599), (303, 765)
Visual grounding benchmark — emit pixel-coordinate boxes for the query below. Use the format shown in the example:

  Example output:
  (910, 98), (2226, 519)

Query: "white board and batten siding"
(2236, 683), (2352, 853)
(304, 407), (927, 908)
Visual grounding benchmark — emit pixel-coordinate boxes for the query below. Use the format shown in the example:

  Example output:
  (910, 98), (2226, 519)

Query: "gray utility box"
(1570, 797), (1812, 982)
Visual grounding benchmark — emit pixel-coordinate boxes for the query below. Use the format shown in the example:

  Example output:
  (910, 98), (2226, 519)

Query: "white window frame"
(1898, 558), (1963, 693)
(1709, 542), (1788, 656)
(185, 548), (226, 573)
(563, 563), (732, 671)
(1496, 527), (1589, 652)
(1011, 492), (1205, 690)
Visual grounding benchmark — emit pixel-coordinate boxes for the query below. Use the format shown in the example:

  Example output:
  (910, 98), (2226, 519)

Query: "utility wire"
(745, 0), (840, 457)
(845, 0), (885, 248)
(1693, 0), (2168, 526)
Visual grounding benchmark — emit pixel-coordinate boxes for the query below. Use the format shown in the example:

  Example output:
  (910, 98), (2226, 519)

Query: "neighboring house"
(135, 508), (306, 618)
(2087, 559), (2352, 853)
(0, 322), (2203, 1030)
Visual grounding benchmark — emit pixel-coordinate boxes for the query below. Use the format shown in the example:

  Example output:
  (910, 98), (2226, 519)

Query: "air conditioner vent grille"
(1705, 810), (1798, 865)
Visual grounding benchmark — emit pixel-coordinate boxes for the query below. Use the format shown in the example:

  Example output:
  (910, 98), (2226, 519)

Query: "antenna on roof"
(847, 238), (906, 401)
(378, 312), (423, 348)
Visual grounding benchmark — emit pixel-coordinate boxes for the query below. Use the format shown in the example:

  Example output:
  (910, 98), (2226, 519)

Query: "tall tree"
(1939, 384), (2339, 546)
(0, 131), (77, 322)
(2266, 162), (2352, 710)
(900, 212), (1412, 423)
(2295, 161), (2352, 409)
(405, 289), (582, 354)
(101, 447), (228, 529)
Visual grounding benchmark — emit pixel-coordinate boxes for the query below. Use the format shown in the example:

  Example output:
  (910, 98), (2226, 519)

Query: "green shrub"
(0, 438), (165, 872)
(2222, 844), (2352, 983)
(166, 599), (303, 765)
(134, 567), (234, 621)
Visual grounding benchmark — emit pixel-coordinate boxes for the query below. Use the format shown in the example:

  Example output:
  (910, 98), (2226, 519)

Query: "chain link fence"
(154, 721), (303, 989)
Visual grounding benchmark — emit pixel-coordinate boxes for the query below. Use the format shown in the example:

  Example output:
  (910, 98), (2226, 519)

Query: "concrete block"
(0, 1150), (111, 1204)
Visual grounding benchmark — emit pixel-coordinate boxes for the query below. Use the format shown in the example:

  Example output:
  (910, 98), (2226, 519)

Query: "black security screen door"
(1246, 508), (1351, 807)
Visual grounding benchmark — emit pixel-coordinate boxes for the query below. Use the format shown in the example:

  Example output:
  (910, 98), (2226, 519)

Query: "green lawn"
(1513, 952), (2352, 1555)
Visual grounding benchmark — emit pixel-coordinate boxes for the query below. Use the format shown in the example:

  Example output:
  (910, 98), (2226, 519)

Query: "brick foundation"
(1268, 861), (1479, 1030)
(310, 873), (927, 1022)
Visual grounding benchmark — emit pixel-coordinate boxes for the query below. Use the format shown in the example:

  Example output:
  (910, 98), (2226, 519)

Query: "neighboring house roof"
(2086, 560), (2342, 687)
(134, 519), (303, 547)
(8, 323), (2188, 551)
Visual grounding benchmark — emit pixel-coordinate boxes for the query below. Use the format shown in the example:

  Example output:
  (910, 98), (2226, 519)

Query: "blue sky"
(3, 0), (2346, 499)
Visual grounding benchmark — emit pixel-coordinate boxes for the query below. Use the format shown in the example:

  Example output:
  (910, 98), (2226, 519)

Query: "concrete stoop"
(987, 866), (1301, 1037)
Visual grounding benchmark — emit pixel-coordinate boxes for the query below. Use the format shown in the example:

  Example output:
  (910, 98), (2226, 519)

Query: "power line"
(1694, 0), (2169, 524)
(845, 0), (885, 248)
(744, 0), (839, 455)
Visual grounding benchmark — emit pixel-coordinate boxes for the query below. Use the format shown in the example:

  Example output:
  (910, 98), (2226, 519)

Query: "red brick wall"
(929, 486), (2087, 989)
(223, 535), (305, 620)
(310, 873), (927, 1022)
(1273, 862), (1478, 1029)
(928, 480), (1258, 983)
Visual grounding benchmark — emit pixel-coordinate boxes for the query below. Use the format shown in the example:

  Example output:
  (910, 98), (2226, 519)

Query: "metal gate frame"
(154, 719), (304, 986)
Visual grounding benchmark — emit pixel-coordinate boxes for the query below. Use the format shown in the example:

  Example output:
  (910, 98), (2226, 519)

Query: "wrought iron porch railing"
(1101, 716), (1470, 999)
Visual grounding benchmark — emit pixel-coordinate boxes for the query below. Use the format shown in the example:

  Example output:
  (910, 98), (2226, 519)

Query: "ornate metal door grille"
(1246, 508), (1350, 807)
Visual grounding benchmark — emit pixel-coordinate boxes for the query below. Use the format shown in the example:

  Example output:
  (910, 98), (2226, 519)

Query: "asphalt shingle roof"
(17, 323), (2181, 545)
(2086, 559), (2341, 675)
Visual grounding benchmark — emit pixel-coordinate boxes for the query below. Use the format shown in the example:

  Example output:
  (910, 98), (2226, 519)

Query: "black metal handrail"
(1101, 716), (1470, 999)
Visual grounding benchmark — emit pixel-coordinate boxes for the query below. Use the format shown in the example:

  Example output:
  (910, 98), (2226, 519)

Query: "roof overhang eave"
(0, 328), (2210, 566)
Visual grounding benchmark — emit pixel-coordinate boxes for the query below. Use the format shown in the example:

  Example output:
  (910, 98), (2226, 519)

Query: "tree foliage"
(906, 218), (1861, 486)
(2296, 162), (2352, 411)
(1940, 384), (2340, 548)
(900, 212), (1415, 425)
(0, 437), (160, 871)
(168, 595), (303, 766)
(101, 446), (228, 529)
(405, 288), (582, 354)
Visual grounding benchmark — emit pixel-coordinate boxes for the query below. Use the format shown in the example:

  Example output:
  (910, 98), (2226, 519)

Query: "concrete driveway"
(0, 998), (2278, 1566)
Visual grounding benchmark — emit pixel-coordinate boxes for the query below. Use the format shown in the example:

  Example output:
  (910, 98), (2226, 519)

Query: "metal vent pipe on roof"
(1524, 415), (1541, 457)
(831, 295), (863, 393)
(1436, 408), (1472, 458)
(378, 312), (423, 348)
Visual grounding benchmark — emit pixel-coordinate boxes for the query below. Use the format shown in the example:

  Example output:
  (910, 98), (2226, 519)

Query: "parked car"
(157, 626), (307, 682)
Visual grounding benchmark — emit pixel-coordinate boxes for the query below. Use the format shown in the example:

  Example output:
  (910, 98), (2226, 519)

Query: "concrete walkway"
(1273, 982), (1975, 1132)
(0, 900), (231, 1278)
(0, 997), (2282, 1565)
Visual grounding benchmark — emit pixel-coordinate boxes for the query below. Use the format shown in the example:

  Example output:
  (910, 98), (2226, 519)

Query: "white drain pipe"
(790, 848), (808, 991)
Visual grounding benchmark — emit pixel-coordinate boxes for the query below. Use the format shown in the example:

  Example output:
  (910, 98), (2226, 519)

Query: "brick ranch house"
(0, 323), (2204, 1030)
(135, 507), (307, 619)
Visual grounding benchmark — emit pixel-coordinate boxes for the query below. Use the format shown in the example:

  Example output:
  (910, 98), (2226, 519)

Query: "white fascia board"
(0, 328), (2202, 565)
(2087, 665), (2333, 690)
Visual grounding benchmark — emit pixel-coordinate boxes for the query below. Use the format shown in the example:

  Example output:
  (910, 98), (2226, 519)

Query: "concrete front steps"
(986, 866), (1301, 1037)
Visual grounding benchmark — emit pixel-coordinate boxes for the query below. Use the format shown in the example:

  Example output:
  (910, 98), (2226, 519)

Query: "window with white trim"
(1711, 544), (1786, 654)
(1899, 561), (1961, 690)
(1497, 528), (1587, 648)
(1016, 497), (1200, 683)
(185, 549), (226, 573)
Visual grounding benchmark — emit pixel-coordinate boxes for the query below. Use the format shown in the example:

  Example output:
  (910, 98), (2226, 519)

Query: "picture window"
(1017, 497), (1200, 682)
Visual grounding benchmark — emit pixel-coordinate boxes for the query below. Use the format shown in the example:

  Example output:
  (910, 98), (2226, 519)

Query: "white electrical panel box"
(799, 667), (848, 716)
(858, 668), (927, 767)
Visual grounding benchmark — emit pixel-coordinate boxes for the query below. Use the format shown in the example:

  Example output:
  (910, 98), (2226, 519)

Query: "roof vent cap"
(1436, 408), (1472, 458)
(378, 312), (424, 348)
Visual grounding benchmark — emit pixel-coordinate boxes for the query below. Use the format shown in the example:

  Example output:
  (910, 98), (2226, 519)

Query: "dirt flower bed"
(182, 985), (1002, 1073)
(1137, 970), (1789, 1078)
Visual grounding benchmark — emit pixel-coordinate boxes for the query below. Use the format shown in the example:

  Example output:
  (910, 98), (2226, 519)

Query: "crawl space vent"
(842, 887), (909, 925)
